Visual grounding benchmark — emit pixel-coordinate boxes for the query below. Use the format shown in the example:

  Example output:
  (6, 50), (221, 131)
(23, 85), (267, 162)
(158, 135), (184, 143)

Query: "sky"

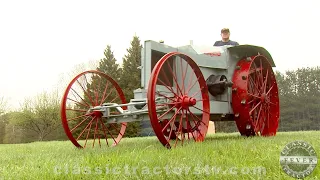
(0, 0), (319, 110)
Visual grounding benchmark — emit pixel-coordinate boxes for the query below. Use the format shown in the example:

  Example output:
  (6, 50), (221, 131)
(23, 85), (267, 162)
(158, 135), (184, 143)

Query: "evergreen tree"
(94, 45), (126, 138)
(119, 35), (143, 137)
(97, 45), (121, 81)
(120, 35), (142, 101)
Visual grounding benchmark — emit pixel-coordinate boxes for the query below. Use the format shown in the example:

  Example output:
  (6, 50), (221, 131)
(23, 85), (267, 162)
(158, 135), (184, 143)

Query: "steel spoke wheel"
(147, 52), (210, 148)
(232, 55), (280, 136)
(61, 70), (127, 148)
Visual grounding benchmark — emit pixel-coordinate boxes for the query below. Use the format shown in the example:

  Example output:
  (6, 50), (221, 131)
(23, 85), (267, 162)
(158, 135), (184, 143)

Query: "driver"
(214, 28), (239, 46)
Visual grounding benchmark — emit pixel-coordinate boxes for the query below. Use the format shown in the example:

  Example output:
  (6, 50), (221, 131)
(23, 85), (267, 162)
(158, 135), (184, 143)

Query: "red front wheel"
(147, 52), (210, 148)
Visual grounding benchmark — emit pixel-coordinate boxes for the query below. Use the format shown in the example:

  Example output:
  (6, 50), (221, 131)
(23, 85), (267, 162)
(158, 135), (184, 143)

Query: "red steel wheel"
(61, 70), (127, 148)
(147, 52), (210, 148)
(231, 55), (280, 136)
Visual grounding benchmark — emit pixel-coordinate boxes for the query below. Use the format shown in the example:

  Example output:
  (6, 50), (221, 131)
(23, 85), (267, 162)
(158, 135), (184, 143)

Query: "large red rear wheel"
(147, 52), (210, 148)
(232, 55), (280, 136)
(61, 70), (127, 148)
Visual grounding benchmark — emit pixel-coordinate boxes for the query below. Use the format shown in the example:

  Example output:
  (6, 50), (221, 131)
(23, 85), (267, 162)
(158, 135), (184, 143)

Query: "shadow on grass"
(204, 133), (248, 142)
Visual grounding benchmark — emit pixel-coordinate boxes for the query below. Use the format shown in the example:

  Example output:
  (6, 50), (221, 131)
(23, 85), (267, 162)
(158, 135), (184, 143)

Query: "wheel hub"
(176, 95), (196, 109)
(91, 110), (103, 118)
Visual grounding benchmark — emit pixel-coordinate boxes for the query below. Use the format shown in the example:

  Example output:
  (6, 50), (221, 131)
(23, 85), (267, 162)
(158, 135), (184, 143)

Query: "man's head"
(220, 28), (230, 42)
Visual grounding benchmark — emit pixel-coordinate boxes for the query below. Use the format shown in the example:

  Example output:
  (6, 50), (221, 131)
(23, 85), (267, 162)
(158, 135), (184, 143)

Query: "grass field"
(0, 131), (319, 179)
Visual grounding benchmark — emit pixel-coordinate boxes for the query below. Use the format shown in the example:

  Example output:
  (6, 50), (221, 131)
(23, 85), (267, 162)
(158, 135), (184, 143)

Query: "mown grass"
(0, 131), (319, 179)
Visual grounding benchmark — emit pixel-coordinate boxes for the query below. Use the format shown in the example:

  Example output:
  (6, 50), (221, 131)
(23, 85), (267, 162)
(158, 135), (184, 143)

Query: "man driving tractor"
(214, 28), (239, 46)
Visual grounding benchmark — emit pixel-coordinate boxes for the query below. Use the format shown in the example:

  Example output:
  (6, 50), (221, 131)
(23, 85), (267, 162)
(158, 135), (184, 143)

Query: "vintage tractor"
(60, 40), (279, 149)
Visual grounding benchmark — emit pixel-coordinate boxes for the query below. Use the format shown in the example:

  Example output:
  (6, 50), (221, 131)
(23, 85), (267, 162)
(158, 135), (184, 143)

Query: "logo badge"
(280, 140), (318, 179)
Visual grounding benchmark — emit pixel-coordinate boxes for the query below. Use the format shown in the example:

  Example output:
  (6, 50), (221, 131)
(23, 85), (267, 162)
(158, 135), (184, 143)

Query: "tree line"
(0, 36), (319, 143)
(276, 67), (320, 131)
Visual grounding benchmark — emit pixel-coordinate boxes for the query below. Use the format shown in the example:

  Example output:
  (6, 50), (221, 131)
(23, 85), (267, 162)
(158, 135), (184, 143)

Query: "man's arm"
(213, 41), (219, 46)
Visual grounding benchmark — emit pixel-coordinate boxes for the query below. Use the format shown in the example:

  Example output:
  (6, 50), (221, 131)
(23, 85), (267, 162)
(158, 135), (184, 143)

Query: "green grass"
(0, 131), (319, 179)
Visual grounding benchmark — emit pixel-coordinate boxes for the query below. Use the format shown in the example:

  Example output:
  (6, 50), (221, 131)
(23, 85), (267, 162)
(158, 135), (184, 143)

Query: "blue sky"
(0, 0), (319, 109)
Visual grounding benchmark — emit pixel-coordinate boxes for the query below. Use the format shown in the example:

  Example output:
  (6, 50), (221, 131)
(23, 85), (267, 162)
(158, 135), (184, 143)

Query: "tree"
(97, 45), (122, 81)
(118, 35), (143, 137)
(276, 67), (320, 131)
(0, 96), (8, 115)
(3, 112), (25, 143)
(119, 35), (142, 101)
(0, 113), (9, 143)
(0, 96), (8, 143)
(12, 90), (61, 141)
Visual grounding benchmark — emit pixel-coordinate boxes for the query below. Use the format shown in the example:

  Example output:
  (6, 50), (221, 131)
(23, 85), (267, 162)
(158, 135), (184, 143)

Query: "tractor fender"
(227, 45), (276, 67)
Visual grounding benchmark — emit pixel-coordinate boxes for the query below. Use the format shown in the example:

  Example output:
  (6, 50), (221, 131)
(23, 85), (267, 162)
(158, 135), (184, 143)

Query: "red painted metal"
(60, 70), (127, 148)
(231, 55), (280, 136)
(147, 52), (210, 148)
(160, 119), (177, 140)
(203, 52), (221, 56)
